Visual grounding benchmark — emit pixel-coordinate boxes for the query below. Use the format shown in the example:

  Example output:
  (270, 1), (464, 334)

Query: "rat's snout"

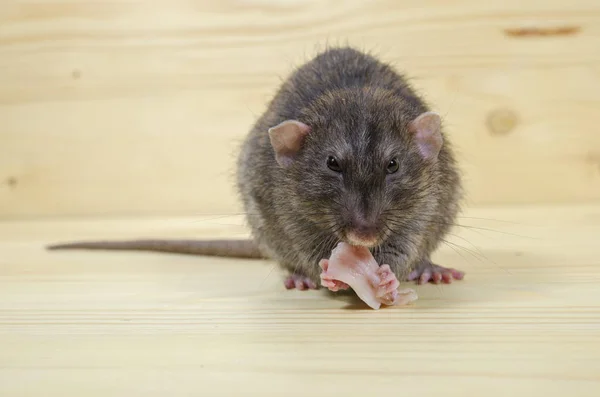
(345, 214), (380, 247)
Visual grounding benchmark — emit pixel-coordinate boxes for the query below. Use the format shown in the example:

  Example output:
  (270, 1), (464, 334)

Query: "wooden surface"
(1, 204), (600, 396)
(2, 0), (600, 218)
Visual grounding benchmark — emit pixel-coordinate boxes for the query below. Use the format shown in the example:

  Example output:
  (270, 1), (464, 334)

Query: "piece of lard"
(322, 242), (418, 309)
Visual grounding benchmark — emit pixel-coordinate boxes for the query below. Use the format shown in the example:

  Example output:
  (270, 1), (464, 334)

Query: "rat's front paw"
(374, 264), (400, 303)
(319, 259), (350, 292)
(376, 265), (418, 306)
(376, 264), (400, 293)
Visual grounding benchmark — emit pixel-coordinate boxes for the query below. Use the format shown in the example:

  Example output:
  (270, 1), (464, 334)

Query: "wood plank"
(1, 0), (600, 217)
(1, 204), (600, 395)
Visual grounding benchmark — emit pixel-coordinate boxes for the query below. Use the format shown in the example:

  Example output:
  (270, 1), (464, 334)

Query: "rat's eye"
(327, 156), (342, 172)
(386, 159), (399, 174)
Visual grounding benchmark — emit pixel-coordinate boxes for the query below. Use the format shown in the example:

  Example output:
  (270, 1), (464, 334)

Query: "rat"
(47, 46), (465, 290)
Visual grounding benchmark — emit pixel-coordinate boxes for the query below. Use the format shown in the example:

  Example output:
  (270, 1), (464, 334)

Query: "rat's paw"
(407, 260), (465, 285)
(319, 259), (350, 292)
(375, 264), (400, 297)
(284, 273), (318, 290)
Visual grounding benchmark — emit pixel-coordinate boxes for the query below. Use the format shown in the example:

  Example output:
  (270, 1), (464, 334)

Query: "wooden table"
(1, 204), (600, 396)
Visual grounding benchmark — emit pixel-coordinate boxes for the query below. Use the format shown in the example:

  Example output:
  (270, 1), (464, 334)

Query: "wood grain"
(1, 0), (600, 218)
(1, 204), (600, 395)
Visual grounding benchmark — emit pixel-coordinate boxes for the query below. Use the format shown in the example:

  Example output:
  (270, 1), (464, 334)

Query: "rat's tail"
(46, 239), (266, 259)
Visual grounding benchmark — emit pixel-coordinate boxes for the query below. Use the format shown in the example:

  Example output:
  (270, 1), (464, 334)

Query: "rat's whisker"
(446, 232), (496, 265)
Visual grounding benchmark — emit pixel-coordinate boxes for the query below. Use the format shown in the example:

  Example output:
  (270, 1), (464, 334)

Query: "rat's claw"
(419, 270), (433, 284)
(449, 268), (465, 280)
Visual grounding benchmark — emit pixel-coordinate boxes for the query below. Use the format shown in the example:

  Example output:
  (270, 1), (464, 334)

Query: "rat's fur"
(237, 46), (462, 284)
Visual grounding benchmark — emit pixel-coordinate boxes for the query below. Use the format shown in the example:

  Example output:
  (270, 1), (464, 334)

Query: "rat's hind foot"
(318, 259), (350, 292)
(407, 260), (464, 285)
(284, 273), (318, 290)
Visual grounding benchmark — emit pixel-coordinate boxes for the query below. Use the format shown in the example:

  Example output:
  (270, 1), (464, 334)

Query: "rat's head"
(267, 88), (444, 249)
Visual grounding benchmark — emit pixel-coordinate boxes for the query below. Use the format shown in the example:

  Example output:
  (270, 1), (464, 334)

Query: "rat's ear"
(408, 111), (443, 161)
(268, 119), (311, 167)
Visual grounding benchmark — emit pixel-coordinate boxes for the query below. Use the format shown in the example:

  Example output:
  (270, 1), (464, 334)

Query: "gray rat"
(48, 46), (465, 289)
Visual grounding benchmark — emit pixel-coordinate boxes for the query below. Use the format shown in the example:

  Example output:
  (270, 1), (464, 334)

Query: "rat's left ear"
(409, 111), (443, 161)
(268, 119), (311, 167)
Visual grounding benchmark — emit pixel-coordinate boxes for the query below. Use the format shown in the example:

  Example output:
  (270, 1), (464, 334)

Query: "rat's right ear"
(268, 120), (311, 167)
(408, 111), (443, 161)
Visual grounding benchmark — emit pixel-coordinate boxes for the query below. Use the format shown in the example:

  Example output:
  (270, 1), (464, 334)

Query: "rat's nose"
(346, 216), (379, 247)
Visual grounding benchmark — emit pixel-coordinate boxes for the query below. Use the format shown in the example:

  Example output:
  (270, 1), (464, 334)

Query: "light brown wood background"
(1, 0), (600, 219)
